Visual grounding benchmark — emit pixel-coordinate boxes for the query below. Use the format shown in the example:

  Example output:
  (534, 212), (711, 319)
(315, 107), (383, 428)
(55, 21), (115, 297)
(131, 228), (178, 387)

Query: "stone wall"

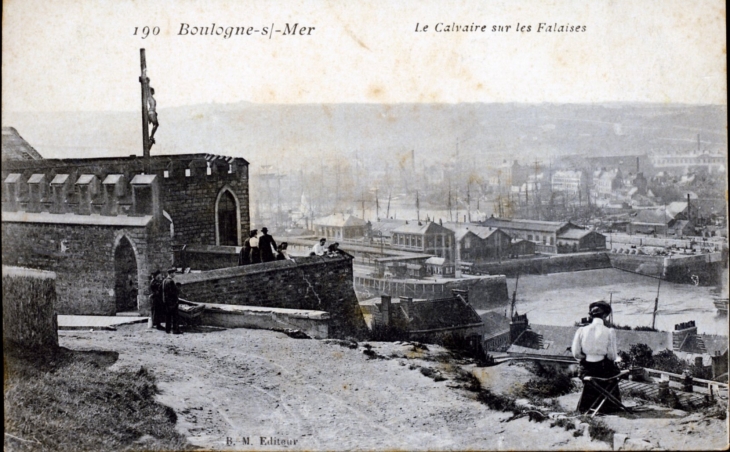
(2, 266), (58, 351)
(472, 252), (611, 277)
(176, 255), (368, 339)
(2, 153), (250, 247)
(354, 275), (509, 309)
(175, 245), (240, 270)
(1, 219), (172, 315)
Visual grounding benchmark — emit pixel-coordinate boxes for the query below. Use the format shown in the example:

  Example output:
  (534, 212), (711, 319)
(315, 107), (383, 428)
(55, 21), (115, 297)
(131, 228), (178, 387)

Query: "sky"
(2, 0), (727, 114)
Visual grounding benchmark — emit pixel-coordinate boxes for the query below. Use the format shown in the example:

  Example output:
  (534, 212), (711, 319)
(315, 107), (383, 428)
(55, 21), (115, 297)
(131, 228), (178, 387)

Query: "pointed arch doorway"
(216, 188), (240, 246)
(114, 236), (138, 313)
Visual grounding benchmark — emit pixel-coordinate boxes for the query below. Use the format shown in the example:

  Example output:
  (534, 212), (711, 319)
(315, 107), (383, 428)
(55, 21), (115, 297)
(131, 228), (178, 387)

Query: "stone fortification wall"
(472, 252), (611, 277)
(2, 266), (58, 351)
(1, 220), (171, 315)
(354, 275), (509, 309)
(2, 153), (250, 247)
(176, 255), (368, 339)
(175, 245), (240, 270)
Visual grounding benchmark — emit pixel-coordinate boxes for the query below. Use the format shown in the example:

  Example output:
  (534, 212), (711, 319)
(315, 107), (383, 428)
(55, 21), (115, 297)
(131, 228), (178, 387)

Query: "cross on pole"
(139, 48), (159, 171)
(139, 49), (151, 161)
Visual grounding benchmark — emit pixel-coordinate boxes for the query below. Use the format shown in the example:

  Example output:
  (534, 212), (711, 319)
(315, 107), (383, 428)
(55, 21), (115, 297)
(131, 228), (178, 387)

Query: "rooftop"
(1, 127), (43, 161)
(313, 213), (367, 228)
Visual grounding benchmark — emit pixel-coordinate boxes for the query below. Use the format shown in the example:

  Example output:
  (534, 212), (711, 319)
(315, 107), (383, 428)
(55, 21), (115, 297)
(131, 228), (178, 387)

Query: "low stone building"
(312, 213), (367, 240)
(444, 223), (512, 263)
(370, 291), (484, 341)
(556, 229), (607, 253)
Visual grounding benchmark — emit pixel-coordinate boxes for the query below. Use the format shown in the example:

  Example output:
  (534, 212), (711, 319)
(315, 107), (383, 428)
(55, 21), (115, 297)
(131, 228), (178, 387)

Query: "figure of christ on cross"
(147, 85), (159, 145)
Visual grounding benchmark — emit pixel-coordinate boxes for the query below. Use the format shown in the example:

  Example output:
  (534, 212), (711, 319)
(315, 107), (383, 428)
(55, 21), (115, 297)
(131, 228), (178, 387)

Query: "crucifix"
(139, 49), (159, 162)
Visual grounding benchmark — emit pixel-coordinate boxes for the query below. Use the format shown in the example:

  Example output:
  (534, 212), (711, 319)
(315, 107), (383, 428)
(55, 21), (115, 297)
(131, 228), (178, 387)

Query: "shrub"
(653, 349), (686, 374)
(514, 363), (575, 399)
(587, 418), (614, 443)
(477, 389), (520, 415)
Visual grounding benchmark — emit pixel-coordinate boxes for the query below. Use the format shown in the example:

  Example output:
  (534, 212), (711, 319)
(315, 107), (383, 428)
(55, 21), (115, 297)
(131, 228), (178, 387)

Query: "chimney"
(636, 156), (640, 173)
(687, 193), (691, 221)
(380, 295), (391, 326)
(510, 312), (529, 343)
(451, 289), (469, 305)
(399, 296), (413, 317)
(672, 320), (698, 352)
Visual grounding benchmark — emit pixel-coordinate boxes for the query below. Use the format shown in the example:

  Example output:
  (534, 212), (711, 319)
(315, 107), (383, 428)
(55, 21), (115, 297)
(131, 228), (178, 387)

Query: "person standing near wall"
(149, 270), (164, 330)
(249, 230), (261, 264)
(162, 267), (182, 335)
(258, 227), (277, 263)
(239, 230), (256, 266)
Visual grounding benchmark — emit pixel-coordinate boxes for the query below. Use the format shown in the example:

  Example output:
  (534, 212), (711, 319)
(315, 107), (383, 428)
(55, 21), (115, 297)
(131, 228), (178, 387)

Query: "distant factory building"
(551, 170), (584, 194)
(391, 221), (455, 260)
(556, 229), (607, 253)
(592, 168), (623, 197)
(369, 219), (407, 242)
(650, 150), (726, 173)
(480, 217), (583, 252)
(444, 223), (512, 263)
(627, 202), (692, 236)
(424, 257), (455, 278)
(312, 213), (367, 240)
(509, 239), (536, 257)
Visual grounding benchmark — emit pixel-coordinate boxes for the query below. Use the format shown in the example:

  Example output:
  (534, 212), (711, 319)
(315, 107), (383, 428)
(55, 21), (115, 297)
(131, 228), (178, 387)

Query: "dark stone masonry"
(176, 255), (368, 339)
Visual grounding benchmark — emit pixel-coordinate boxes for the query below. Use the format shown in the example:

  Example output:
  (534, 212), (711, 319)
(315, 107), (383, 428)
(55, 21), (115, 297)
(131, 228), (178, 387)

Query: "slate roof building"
(551, 170), (584, 194)
(556, 229), (607, 253)
(2, 127), (43, 161)
(369, 219), (407, 241)
(391, 221), (455, 260)
(480, 311), (512, 352)
(443, 223), (512, 263)
(479, 216), (593, 254)
(370, 291), (484, 339)
(312, 213), (367, 240)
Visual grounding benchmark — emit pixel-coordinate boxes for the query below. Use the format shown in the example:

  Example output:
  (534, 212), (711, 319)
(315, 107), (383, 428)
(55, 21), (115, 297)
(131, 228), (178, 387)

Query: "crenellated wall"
(2, 153), (250, 247)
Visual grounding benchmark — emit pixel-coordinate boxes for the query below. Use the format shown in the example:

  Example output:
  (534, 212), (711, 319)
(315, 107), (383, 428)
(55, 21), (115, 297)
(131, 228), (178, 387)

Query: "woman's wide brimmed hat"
(589, 300), (612, 316)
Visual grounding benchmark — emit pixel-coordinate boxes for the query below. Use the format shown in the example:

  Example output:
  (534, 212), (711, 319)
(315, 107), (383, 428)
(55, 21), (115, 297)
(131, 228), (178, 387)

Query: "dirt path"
(59, 324), (607, 450)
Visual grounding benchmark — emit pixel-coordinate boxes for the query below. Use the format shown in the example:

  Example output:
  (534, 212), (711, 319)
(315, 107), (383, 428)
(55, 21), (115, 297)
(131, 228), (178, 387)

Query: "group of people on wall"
(238, 227), (292, 265)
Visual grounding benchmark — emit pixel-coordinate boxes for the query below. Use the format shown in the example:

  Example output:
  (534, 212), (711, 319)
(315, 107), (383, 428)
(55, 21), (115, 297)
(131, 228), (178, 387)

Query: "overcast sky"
(2, 0), (726, 114)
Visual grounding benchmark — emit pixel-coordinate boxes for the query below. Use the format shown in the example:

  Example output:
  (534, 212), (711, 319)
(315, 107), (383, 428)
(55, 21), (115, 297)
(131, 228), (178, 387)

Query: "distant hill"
(3, 103), (726, 171)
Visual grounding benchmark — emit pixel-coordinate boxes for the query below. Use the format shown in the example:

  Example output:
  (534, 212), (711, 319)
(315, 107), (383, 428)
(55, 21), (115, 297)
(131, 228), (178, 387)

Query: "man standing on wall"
(163, 267), (182, 335)
(258, 227), (277, 263)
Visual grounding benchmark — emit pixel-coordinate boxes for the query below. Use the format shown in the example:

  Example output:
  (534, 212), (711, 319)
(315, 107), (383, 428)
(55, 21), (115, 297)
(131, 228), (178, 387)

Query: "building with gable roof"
(391, 221), (455, 260)
(2, 127), (44, 161)
(312, 213), (367, 240)
(443, 222), (512, 262)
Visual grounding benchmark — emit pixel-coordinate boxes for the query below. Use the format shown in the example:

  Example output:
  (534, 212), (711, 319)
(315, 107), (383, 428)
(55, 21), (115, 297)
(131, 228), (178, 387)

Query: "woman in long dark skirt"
(571, 300), (623, 414)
